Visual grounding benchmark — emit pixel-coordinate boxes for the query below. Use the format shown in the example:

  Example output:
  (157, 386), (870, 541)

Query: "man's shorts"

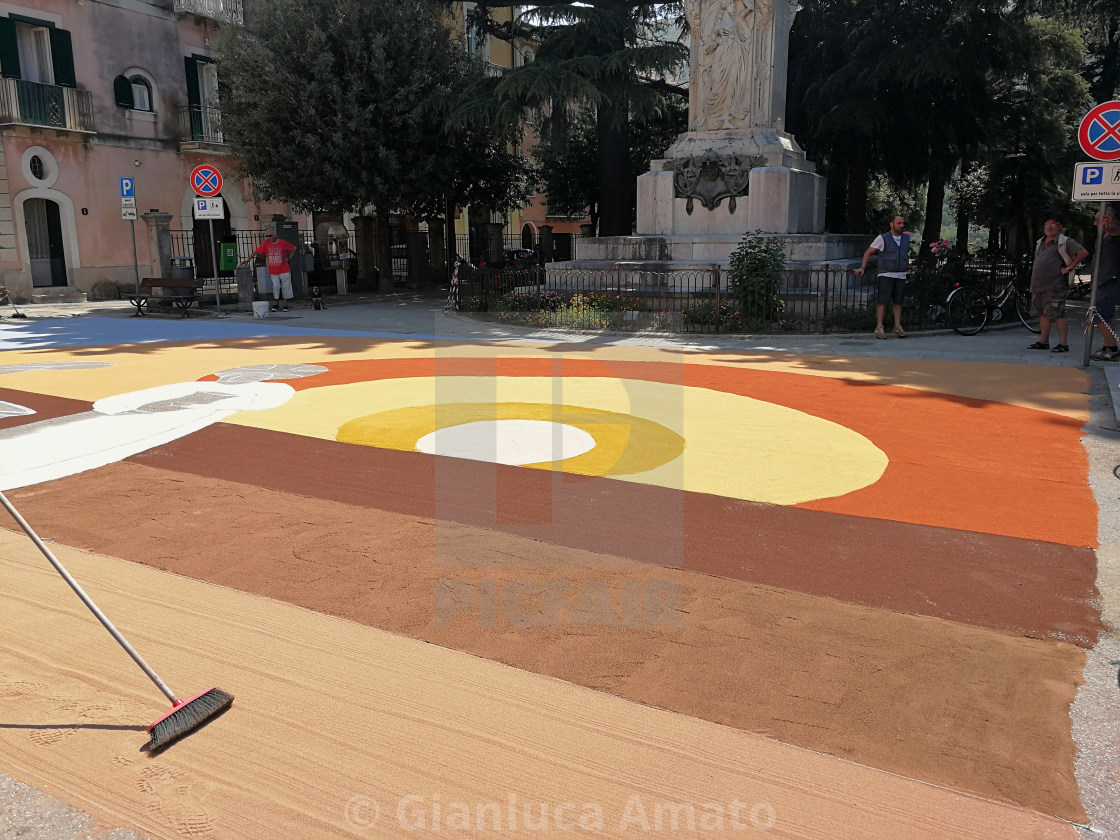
(270, 272), (293, 300)
(1032, 283), (1068, 320)
(876, 274), (906, 306)
(1097, 280), (1118, 321)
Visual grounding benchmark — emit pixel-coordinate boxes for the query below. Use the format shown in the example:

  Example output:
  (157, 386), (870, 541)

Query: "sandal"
(1026, 341), (1049, 350)
(1051, 344), (1069, 353)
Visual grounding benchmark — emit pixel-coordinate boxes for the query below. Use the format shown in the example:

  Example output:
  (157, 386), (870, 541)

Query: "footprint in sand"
(138, 764), (214, 836)
(0, 680), (44, 698)
(29, 728), (77, 746)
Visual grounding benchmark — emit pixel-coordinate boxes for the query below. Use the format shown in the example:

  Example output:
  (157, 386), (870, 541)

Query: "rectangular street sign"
(122, 206), (138, 221)
(120, 177), (135, 198)
(193, 197), (224, 220)
(1073, 162), (1120, 201)
(121, 197), (136, 210)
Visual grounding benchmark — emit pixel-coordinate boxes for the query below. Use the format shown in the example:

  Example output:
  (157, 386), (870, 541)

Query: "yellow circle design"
(337, 402), (686, 477)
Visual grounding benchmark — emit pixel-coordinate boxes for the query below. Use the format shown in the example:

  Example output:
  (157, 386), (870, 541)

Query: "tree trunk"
(376, 208), (393, 294)
(922, 164), (947, 252)
(825, 165), (848, 234)
(445, 194), (457, 285)
(954, 155), (971, 255)
(597, 95), (632, 236)
(844, 147), (870, 235)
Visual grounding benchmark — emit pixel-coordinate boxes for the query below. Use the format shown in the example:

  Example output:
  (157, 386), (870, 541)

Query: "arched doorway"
(24, 197), (67, 287)
(521, 222), (537, 250)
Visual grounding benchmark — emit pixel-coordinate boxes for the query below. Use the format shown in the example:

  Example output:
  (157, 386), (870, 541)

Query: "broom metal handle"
(0, 491), (179, 705)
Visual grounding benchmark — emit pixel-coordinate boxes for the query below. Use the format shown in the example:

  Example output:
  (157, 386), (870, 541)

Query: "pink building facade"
(0, 0), (290, 302)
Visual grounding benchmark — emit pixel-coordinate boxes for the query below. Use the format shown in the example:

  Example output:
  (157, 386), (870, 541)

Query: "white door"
(16, 25), (53, 84)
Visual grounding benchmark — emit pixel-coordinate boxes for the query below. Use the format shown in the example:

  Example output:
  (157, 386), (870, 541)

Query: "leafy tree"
(531, 96), (686, 229)
(788, 0), (1088, 254)
(449, 1), (688, 236)
(217, 0), (533, 290)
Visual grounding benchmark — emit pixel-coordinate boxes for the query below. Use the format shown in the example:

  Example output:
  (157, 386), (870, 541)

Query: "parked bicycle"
(946, 277), (1040, 335)
(1067, 266), (1092, 300)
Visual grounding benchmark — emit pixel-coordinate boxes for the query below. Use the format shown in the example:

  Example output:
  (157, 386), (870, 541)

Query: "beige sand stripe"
(0, 531), (1073, 839)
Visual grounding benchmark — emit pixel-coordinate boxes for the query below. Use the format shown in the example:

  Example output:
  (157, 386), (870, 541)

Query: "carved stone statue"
(683, 0), (798, 133)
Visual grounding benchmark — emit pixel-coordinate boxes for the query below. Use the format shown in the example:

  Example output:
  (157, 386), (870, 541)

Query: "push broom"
(0, 491), (233, 752)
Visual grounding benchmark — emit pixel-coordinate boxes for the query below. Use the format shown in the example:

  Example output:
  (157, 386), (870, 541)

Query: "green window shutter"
(49, 28), (75, 87)
(184, 56), (202, 139)
(185, 57), (201, 108)
(113, 74), (134, 108)
(0, 18), (21, 80)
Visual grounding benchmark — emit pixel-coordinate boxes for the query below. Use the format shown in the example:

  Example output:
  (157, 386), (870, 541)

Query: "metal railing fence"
(455, 256), (1027, 334)
(174, 0), (244, 24)
(179, 105), (224, 144)
(0, 79), (94, 132)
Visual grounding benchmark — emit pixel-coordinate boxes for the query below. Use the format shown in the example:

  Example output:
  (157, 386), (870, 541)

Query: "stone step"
(29, 288), (87, 304)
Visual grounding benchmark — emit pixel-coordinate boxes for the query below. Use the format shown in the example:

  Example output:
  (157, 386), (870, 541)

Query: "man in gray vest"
(1027, 217), (1088, 353)
(854, 215), (910, 339)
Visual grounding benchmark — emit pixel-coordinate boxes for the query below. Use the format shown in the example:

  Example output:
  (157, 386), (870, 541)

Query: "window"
(130, 76), (151, 111)
(0, 17), (76, 87)
(29, 155), (43, 180)
(184, 56), (221, 141)
(115, 69), (157, 114)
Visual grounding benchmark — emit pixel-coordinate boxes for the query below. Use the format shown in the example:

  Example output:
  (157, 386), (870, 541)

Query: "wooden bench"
(129, 278), (205, 318)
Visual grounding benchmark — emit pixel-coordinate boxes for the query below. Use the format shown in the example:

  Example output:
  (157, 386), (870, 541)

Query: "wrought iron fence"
(454, 256), (1026, 334)
(179, 105), (224, 144)
(0, 79), (94, 132)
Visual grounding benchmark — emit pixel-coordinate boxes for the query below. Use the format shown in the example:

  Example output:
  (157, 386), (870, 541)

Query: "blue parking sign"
(120, 178), (135, 198)
(1083, 166), (1104, 185)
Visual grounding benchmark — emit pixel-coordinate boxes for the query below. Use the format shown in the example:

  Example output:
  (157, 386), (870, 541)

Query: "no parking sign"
(190, 164), (223, 197)
(1079, 102), (1120, 161)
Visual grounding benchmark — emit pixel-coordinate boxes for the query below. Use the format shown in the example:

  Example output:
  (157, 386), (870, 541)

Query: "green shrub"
(728, 230), (786, 322)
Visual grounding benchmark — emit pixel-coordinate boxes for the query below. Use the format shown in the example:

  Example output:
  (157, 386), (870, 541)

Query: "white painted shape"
(0, 382), (295, 491)
(415, 420), (596, 466)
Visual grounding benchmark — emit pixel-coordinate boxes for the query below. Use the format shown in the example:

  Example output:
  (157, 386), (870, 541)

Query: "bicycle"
(1067, 266), (1092, 300)
(946, 278), (1040, 335)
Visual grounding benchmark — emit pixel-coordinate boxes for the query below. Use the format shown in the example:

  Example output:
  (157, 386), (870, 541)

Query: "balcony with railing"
(0, 79), (94, 133)
(179, 105), (226, 151)
(174, 0), (244, 25)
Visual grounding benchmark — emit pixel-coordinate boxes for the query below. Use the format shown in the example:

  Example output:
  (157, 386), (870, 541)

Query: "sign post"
(190, 165), (225, 316)
(121, 178), (141, 298)
(1075, 102), (1120, 365)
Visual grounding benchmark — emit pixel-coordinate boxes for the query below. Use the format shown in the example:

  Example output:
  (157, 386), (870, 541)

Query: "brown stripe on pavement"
(4, 461), (1088, 823)
(0, 388), (90, 431)
(124, 423), (1102, 647)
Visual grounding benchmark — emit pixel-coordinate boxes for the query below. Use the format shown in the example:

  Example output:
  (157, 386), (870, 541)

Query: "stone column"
(484, 222), (504, 265)
(538, 224), (554, 262)
(141, 211), (173, 279)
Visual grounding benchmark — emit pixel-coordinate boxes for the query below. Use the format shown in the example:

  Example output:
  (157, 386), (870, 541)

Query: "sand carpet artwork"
(0, 331), (1102, 835)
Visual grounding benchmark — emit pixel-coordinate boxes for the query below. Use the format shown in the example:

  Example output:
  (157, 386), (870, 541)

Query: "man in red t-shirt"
(240, 229), (297, 311)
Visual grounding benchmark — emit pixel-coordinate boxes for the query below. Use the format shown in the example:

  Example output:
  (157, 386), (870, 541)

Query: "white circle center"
(415, 420), (595, 466)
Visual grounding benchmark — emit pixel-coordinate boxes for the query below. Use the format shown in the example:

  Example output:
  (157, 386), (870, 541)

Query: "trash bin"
(160, 258), (194, 299)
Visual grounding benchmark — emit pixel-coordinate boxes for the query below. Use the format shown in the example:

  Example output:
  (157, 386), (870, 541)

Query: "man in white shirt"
(854, 215), (910, 339)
